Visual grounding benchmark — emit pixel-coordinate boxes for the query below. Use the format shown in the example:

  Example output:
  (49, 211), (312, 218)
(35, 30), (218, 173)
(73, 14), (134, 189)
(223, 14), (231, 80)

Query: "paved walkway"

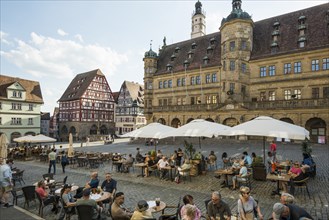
(4, 138), (329, 220)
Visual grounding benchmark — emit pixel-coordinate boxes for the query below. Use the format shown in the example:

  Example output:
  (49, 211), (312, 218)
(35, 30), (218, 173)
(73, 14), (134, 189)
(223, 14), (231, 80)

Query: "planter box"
(252, 166), (267, 181)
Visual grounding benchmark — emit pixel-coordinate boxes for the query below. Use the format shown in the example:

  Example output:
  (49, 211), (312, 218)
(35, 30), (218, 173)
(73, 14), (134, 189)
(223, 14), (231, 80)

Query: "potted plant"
(184, 140), (196, 160)
(251, 156), (267, 180)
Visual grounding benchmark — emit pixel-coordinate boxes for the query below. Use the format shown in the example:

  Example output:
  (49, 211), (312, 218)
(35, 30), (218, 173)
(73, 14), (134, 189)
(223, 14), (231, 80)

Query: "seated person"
(75, 172), (99, 198)
(302, 153), (315, 172)
(135, 148), (144, 163)
(156, 150), (163, 160)
(182, 204), (198, 220)
(231, 159), (241, 172)
(272, 202), (313, 220)
(207, 191), (232, 220)
(35, 180), (59, 213)
(180, 195), (201, 220)
(222, 152), (230, 168)
(157, 156), (169, 179)
(122, 154), (134, 173)
(111, 192), (133, 220)
(145, 155), (158, 177)
(176, 160), (192, 182)
(76, 189), (103, 220)
(58, 184), (76, 219)
(112, 153), (123, 172)
(231, 161), (248, 190)
(101, 172), (117, 206)
(208, 151), (217, 166)
(131, 200), (153, 220)
(280, 162), (307, 193)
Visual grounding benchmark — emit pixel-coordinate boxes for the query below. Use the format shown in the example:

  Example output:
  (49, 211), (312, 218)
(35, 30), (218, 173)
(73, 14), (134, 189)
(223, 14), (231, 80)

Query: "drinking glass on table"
(155, 198), (160, 206)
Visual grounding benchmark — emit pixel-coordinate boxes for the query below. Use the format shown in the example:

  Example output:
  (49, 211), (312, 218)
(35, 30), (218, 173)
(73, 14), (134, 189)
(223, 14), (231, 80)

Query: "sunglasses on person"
(243, 192), (250, 195)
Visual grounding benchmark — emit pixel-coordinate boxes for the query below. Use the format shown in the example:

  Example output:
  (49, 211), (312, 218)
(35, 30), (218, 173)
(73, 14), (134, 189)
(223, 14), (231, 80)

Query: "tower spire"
(191, 0), (206, 39)
(232, 0), (242, 11)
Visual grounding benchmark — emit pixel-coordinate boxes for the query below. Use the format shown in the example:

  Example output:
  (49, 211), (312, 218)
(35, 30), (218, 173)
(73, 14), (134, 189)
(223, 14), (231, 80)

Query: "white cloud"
(0, 31), (12, 45)
(1, 32), (129, 79)
(57, 28), (68, 36)
(74, 34), (83, 42)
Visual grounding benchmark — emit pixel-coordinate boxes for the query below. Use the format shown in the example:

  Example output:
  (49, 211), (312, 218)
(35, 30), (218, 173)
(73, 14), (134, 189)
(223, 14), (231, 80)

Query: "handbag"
(239, 199), (258, 220)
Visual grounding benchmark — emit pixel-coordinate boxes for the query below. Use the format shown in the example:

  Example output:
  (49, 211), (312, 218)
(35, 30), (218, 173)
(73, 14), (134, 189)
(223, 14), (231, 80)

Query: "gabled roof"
(120, 81), (144, 106)
(58, 69), (107, 102)
(155, 32), (220, 75)
(251, 3), (329, 60)
(0, 75), (43, 103)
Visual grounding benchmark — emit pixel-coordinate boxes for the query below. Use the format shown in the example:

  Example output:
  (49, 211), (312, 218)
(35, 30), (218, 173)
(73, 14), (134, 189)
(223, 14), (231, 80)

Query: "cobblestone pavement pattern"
(7, 138), (329, 220)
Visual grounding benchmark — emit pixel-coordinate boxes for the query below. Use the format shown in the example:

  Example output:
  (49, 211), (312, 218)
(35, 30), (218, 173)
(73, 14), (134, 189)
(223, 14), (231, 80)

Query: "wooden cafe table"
(147, 200), (166, 213)
(134, 163), (148, 177)
(266, 173), (291, 195)
(214, 168), (235, 188)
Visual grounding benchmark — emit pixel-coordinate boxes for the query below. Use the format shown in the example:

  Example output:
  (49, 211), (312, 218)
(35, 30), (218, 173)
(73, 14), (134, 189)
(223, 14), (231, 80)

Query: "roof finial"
(150, 40), (153, 50)
(232, 0), (242, 11)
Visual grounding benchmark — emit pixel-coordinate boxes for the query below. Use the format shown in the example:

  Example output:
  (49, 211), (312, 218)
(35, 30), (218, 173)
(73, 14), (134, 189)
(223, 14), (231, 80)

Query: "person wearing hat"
(131, 200), (153, 220)
(0, 158), (14, 208)
(76, 188), (103, 220)
(272, 202), (313, 220)
(280, 193), (294, 205)
(231, 160), (248, 190)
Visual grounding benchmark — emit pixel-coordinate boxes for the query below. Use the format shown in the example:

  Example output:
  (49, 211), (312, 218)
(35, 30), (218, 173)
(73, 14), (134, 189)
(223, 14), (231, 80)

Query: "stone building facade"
(143, 0), (329, 143)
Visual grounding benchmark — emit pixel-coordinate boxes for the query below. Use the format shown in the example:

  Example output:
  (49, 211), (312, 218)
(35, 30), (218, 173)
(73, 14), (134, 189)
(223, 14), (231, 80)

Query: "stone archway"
(100, 125), (108, 135)
(158, 118), (166, 125)
(11, 132), (21, 142)
(25, 131), (36, 136)
(280, 117), (294, 124)
(305, 117), (327, 144)
(90, 124), (98, 135)
(205, 118), (214, 122)
(186, 118), (194, 123)
(69, 126), (76, 135)
(222, 117), (238, 127)
(171, 118), (181, 128)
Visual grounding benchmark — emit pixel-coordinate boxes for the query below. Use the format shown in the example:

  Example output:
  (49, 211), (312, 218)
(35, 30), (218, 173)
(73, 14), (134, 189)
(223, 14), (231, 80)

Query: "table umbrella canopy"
(160, 119), (232, 139)
(0, 134), (9, 158)
(68, 133), (74, 156)
(13, 134), (56, 143)
(228, 116), (309, 162)
(228, 116), (310, 140)
(119, 122), (176, 139)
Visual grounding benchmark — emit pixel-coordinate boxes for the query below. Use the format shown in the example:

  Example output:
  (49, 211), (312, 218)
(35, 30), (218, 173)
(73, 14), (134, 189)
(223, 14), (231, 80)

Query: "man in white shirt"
(0, 158), (14, 208)
(157, 156), (169, 179)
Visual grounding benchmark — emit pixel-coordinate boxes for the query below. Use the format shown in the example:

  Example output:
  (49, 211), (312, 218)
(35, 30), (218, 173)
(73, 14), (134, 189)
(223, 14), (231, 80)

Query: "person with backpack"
(61, 150), (69, 173)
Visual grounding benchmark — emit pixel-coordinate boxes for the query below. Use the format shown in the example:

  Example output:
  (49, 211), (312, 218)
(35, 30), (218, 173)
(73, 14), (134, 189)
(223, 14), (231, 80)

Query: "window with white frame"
(292, 89), (301, 99)
(294, 62), (302, 73)
(206, 95), (211, 104)
(206, 74), (211, 84)
(323, 58), (329, 70)
(284, 63), (291, 74)
(190, 77), (195, 85)
(182, 78), (186, 86)
(212, 95), (217, 104)
(269, 65), (276, 76)
(177, 98), (181, 105)
(230, 61), (235, 71)
(11, 118), (22, 125)
(177, 78), (181, 87)
(241, 63), (247, 73)
(260, 92), (266, 101)
(229, 41), (235, 51)
(311, 59), (319, 71)
(196, 76), (201, 85)
(163, 80), (168, 88)
(269, 91), (275, 101)
(284, 90), (291, 100)
(28, 118), (33, 125)
(211, 73), (217, 83)
(159, 81), (163, 89)
(168, 80), (172, 88)
(260, 67), (267, 77)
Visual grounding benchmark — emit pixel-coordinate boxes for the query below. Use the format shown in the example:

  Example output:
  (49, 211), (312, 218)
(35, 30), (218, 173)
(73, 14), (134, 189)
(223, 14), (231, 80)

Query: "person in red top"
(270, 141), (277, 160)
(35, 180), (59, 213)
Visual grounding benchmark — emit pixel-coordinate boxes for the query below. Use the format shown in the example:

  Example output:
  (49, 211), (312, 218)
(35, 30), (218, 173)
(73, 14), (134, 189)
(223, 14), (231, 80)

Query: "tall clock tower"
(191, 0), (206, 39)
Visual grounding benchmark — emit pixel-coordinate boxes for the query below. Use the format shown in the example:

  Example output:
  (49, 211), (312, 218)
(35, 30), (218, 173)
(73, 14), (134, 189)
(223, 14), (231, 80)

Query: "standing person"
(111, 192), (133, 220)
(237, 186), (263, 220)
(157, 156), (169, 179)
(0, 158), (13, 208)
(61, 150), (69, 173)
(177, 148), (184, 166)
(207, 191), (232, 220)
(270, 140), (277, 161)
(48, 149), (57, 174)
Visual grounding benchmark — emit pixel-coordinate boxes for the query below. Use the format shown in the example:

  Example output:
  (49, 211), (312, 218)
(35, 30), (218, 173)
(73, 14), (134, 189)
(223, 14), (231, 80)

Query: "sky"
(1, 0), (327, 114)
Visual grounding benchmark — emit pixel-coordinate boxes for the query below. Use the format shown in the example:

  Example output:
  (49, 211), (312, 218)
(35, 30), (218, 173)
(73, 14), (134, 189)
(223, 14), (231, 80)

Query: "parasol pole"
(263, 136), (266, 163)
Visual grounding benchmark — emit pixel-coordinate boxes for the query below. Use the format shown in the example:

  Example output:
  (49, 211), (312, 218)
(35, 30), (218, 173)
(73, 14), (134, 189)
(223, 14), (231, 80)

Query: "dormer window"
(183, 60), (190, 68)
(166, 64), (173, 71)
(175, 47), (180, 53)
(171, 54), (176, 61)
(191, 42), (197, 49)
(210, 37), (216, 45)
(207, 46), (213, 54)
(298, 15), (306, 30)
(187, 50), (194, 58)
(298, 36), (306, 48)
(203, 56), (210, 65)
